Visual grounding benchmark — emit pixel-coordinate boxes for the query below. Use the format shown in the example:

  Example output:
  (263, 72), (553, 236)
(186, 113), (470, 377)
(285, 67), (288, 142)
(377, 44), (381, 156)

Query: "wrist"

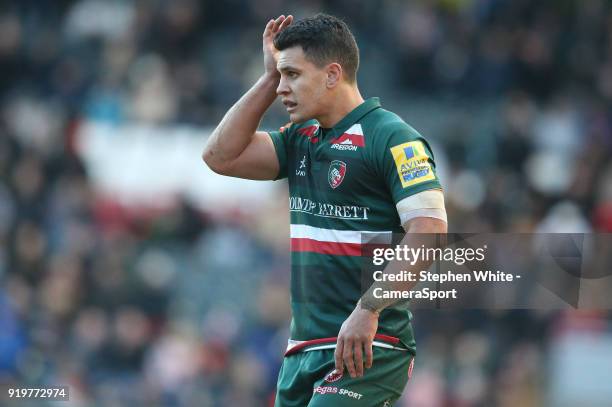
(261, 71), (280, 83)
(357, 299), (380, 317)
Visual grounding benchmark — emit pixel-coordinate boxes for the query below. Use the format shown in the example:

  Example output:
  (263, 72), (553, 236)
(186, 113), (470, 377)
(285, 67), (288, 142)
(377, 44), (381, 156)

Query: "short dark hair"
(274, 13), (359, 83)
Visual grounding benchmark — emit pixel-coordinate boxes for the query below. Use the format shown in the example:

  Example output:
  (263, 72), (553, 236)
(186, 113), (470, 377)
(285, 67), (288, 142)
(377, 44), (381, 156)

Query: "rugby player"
(203, 13), (447, 406)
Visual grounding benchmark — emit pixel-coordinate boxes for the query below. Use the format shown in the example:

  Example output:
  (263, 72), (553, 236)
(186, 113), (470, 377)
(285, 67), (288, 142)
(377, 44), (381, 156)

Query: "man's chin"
(289, 112), (312, 124)
(288, 112), (300, 123)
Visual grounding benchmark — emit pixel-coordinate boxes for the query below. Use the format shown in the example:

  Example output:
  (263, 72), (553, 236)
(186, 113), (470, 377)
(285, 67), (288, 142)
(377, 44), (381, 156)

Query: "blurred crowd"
(1, 0), (611, 406)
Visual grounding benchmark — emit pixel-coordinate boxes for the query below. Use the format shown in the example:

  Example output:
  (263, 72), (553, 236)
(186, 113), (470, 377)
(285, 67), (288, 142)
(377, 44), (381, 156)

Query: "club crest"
(328, 160), (347, 189)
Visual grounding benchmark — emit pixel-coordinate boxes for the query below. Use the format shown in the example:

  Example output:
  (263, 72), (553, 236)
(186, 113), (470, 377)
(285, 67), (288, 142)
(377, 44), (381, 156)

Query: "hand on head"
(263, 15), (293, 78)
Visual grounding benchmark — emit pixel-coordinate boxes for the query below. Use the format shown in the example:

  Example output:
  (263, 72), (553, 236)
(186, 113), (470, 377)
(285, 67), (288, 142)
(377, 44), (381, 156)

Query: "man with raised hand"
(203, 13), (447, 406)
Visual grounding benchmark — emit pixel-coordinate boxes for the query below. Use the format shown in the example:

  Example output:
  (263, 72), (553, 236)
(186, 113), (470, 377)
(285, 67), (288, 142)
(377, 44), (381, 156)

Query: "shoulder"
(280, 119), (319, 138)
(363, 108), (424, 147)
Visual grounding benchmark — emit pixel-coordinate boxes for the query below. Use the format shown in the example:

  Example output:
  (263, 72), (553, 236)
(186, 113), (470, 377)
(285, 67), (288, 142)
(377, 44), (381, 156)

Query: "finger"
(272, 15), (286, 32)
(365, 340), (373, 369)
(278, 14), (293, 31)
(354, 341), (364, 377)
(263, 19), (274, 36)
(334, 339), (344, 374)
(343, 339), (357, 378)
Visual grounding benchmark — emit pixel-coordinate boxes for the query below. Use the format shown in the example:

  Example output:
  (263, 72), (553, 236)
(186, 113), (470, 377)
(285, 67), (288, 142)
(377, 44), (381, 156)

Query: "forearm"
(203, 74), (279, 166)
(359, 237), (430, 314)
(359, 219), (447, 313)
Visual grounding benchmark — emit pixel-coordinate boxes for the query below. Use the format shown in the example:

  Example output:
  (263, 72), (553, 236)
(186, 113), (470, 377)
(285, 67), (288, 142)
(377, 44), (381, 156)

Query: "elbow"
(201, 146), (214, 168)
(201, 133), (219, 172)
(202, 149), (223, 175)
(202, 129), (231, 175)
(202, 146), (232, 175)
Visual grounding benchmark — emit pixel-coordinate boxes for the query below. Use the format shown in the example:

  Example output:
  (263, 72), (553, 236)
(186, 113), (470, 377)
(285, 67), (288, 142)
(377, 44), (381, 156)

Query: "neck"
(317, 84), (364, 128)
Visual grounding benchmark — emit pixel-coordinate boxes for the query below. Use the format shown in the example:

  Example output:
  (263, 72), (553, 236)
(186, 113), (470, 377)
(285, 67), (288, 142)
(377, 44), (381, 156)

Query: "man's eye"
(288, 72), (298, 78)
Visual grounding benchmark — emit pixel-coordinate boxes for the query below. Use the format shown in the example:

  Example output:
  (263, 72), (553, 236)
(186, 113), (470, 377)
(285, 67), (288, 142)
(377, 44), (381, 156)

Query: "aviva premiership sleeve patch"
(390, 141), (436, 188)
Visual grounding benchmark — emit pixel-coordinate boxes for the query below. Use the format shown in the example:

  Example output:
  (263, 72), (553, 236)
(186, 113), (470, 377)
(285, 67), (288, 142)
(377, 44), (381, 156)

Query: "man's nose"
(276, 77), (289, 95)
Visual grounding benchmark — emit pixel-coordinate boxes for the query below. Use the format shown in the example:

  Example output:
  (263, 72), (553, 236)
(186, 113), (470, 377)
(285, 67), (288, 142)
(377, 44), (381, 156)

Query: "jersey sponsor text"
(289, 196), (369, 220)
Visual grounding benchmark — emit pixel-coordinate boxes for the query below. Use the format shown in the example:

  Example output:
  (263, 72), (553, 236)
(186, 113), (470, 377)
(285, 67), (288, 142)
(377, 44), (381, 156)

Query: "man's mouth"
(283, 100), (298, 112)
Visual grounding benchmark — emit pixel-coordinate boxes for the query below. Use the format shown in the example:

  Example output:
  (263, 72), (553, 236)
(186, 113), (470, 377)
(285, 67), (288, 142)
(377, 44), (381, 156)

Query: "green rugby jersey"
(268, 98), (441, 354)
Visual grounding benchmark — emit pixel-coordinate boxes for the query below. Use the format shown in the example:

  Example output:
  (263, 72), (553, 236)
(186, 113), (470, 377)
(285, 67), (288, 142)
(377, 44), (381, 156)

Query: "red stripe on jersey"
(332, 132), (365, 147)
(290, 238), (362, 256)
(373, 334), (400, 344)
(286, 337), (337, 355)
(298, 125), (319, 143)
(284, 334), (403, 356)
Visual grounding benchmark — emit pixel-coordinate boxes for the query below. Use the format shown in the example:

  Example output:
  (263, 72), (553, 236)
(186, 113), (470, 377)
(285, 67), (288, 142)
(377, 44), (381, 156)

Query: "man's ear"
(326, 63), (342, 88)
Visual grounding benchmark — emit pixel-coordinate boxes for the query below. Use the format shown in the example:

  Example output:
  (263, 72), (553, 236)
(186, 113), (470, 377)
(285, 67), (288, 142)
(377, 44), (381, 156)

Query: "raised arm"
(202, 15), (293, 180)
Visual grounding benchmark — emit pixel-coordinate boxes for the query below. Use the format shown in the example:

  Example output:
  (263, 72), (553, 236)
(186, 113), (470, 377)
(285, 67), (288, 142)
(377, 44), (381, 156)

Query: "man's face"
(276, 46), (328, 123)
